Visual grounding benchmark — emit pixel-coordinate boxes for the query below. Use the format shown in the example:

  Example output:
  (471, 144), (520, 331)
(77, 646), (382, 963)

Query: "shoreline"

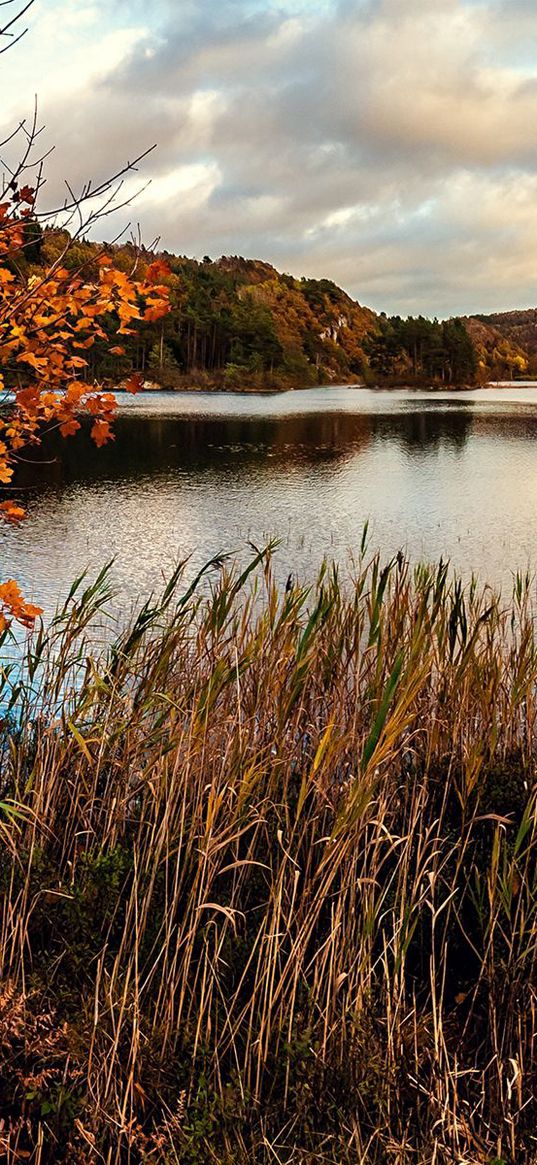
(123, 377), (537, 396)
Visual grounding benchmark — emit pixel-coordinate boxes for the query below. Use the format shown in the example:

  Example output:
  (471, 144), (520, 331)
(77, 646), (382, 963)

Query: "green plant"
(1, 549), (537, 1161)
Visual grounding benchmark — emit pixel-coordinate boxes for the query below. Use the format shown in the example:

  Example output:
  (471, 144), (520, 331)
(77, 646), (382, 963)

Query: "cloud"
(1, 0), (537, 315)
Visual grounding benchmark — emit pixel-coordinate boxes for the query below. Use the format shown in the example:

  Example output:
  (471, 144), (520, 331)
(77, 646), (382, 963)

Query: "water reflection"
(6, 386), (537, 619)
(14, 406), (528, 488)
(373, 409), (473, 453)
(16, 412), (376, 485)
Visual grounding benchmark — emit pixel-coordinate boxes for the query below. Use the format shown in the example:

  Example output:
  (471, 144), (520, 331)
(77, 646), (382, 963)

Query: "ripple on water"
(5, 384), (537, 622)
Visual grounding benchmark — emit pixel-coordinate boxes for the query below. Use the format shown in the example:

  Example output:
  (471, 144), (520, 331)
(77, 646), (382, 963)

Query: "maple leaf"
(0, 580), (43, 627)
(0, 502), (25, 523)
(16, 351), (46, 372)
(65, 382), (86, 404)
(59, 419), (81, 438)
(124, 373), (143, 394)
(145, 259), (171, 282)
(91, 420), (114, 447)
(0, 186), (170, 627)
(118, 302), (141, 323)
(143, 305), (169, 323)
(15, 387), (40, 413)
(14, 185), (35, 205)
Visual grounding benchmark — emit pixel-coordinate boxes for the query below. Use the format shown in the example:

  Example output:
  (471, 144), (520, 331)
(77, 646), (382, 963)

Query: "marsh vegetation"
(1, 548), (537, 1162)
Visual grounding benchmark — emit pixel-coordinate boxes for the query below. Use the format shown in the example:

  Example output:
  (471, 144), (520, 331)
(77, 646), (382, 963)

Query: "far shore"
(118, 376), (537, 395)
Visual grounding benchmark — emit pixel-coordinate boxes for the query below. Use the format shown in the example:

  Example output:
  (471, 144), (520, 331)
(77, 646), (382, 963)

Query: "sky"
(1, 0), (537, 317)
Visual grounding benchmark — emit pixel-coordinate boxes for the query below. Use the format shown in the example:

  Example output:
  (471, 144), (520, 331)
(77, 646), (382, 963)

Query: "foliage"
(366, 312), (477, 383)
(1, 551), (537, 1160)
(19, 236), (485, 396)
(465, 310), (537, 380)
(13, 236), (384, 391)
(0, 192), (170, 630)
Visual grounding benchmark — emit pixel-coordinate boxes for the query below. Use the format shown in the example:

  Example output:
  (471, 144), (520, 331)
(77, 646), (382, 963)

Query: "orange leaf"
(124, 373), (143, 394)
(0, 579), (43, 626)
(146, 259), (171, 282)
(0, 501), (25, 523)
(59, 419), (81, 438)
(15, 387), (40, 412)
(15, 185), (35, 205)
(143, 305), (169, 323)
(91, 419), (114, 447)
(16, 351), (46, 371)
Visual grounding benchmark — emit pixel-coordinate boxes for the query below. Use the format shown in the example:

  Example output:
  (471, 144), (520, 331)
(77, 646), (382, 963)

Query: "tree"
(148, 339), (179, 379)
(0, 2), (170, 629)
(441, 318), (477, 384)
(365, 313), (478, 385)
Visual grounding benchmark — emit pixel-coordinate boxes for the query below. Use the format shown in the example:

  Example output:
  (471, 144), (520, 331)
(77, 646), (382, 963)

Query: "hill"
(33, 232), (378, 391)
(15, 225), (536, 389)
(464, 309), (537, 380)
(20, 230), (477, 389)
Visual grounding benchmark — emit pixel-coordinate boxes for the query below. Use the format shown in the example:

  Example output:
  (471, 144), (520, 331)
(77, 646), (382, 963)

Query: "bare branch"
(0, 0), (34, 53)
(0, 119), (28, 150)
(38, 144), (158, 219)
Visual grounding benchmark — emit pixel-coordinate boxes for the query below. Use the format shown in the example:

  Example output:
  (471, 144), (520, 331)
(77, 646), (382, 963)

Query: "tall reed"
(1, 549), (537, 1163)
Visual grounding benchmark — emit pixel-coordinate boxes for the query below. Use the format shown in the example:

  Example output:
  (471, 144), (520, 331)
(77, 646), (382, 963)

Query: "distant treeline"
(12, 224), (536, 389)
(366, 314), (477, 384)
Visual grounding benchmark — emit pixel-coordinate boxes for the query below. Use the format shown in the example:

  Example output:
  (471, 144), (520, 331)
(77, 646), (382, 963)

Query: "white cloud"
(136, 161), (222, 209)
(1, 0), (537, 315)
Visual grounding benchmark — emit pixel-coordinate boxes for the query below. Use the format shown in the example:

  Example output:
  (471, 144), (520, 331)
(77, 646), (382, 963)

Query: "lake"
(6, 383), (537, 619)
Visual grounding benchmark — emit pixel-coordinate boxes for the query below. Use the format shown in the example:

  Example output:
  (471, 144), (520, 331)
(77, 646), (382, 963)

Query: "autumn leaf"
(0, 580), (43, 627)
(14, 184), (35, 205)
(124, 373), (143, 394)
(15, 387), (40, 414)
(0, 501), (25, 523)
(91, 419), (114, 447)
(59, 419), (81, 438)
(16, 351), (46, 372)
(0, 184), (170, 626)
(143, 305), (169, 323)
(146, 258), (171, 282)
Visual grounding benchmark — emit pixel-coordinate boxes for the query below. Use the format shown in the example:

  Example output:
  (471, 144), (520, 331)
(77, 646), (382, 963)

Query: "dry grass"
(0, 548), (537, 1163)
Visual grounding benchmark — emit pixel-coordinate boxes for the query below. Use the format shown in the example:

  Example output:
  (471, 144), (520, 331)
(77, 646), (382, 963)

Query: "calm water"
(6, 383), (537, 618)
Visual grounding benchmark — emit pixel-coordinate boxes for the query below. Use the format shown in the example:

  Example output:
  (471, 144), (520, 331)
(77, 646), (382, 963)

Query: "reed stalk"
(0, 549), (536, 1162)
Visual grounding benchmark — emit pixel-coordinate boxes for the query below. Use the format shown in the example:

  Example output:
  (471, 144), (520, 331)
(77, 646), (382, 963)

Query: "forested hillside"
(464, 309), (537, 379)
(366, 313), (477, 385)
(12, 225), (537, 389)
(32, 231), (378, 391)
